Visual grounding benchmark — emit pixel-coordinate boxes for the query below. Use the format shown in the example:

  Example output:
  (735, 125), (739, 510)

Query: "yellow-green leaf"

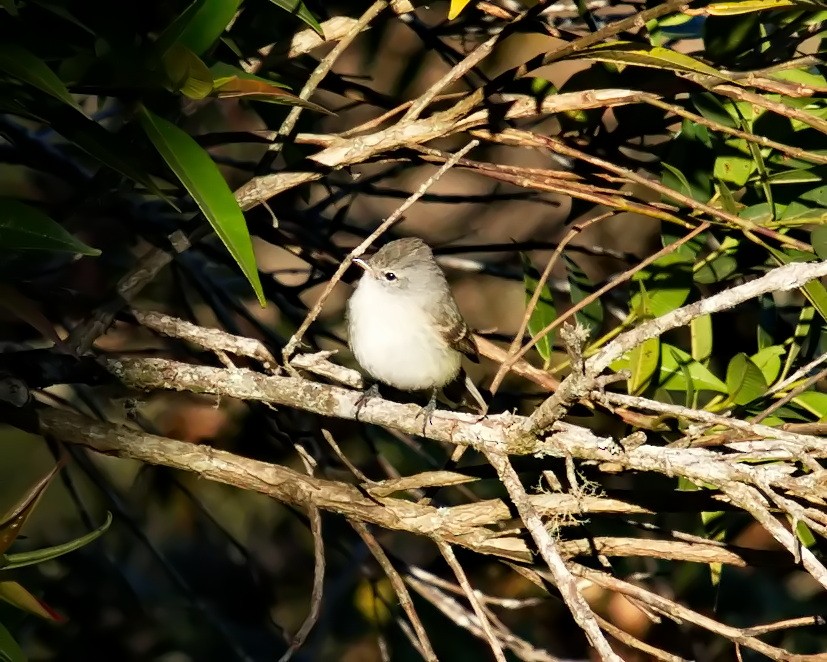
(0, 199), (99, 255)
(162, 43), (214, 99)
(690, 314), (713, 364)
(702, 0), (795, 16)
(565, 41), (725, 79)
(520, 254), (556, 365)
(0, 582), (62, 621)
(0, 620), (26, 662)
(138, 107), (265, 306)
(448, 0), (473, 20)
(725, 353), (767, 405)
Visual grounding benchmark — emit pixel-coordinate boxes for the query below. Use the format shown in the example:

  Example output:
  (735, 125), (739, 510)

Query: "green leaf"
(267, 0), (323, 34)
(662, 162), (695, 199)
(162, 43), (214, 99)
(137, 106), (265, 306)
(626, 288), (659, 395)
(0, 44), (80, 111)
(704, 0), (795, 15)
(0, 582), (62, 621)
(692, 92), (737, 128)
(157, 0), (242, 56)
(631, 252), (693, 316)
(520, 255), (556, 365)
(694, 255), (738, 284)
(0, 199), (99, 255)
(690, 314), (713, 364)
(725, 353), (767, 405)
(565, 41), (725, 78)
(751, 346), (784, 386)
(2, 513), (112, 571)
(713, 152), (754, 187)
(795, 520), (817, 548)
(564, 255), (603, 333)
(659, 345), (728, 393)
(0, 621), (25, 662)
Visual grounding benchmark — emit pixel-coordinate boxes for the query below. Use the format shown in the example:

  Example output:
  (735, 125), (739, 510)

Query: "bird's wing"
(436, 307), (480, 363)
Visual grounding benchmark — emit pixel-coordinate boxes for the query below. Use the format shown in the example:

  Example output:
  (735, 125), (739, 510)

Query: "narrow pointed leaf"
(267, 0), (323, 34)
(520, 254), (556, 364)
(448, 0), (473, 19)
(565, 41), (725, 78)
(0, 582), (63, 622)
(138, 107), (265, 306)
(0, 199), (99, 255)
(2, 512), (112, 571)
(792, 391), (827, 420)
(690, 314), (713, 364)
(628, 336), (660, 395)
(0, 44), (80, 111)
(211, 67), (330, 113)
(564, 255), (603, 333)
(0, 621), (25, 662)
(156, 0), (241, 56)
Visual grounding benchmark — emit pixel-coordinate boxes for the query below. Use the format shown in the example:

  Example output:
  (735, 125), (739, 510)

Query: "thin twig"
(481, 448), (622, 661)
(350, 521), (438, 661)
(436, 540), (507, 662)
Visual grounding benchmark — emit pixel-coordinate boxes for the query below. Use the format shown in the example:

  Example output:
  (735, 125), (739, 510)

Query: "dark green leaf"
(631, 252), (692, 316)
(0, 44), (80, 111)
(0, 621), (25, 662)
(267, 0), (323, 34)
(520, 254), (556, 364)
(0, 200), (99, 255)
(137, 106), (265, 306)
(2, 513), (112, 571)
(563, 255), (603, 333)
(156, 0), (241, 56)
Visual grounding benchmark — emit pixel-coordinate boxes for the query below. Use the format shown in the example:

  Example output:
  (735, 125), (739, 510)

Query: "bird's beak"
(353, 258), (370, 272)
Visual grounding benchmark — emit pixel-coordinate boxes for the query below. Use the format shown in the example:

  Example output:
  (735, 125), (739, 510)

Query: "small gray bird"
(347, 237), (486, 429)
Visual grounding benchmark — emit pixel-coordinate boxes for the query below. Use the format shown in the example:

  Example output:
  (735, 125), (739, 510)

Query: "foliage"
(1, 0), (827, 660)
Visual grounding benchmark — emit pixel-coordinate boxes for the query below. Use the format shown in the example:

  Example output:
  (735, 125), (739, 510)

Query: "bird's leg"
(355, 383), (381, 421)
(415, 388), (439, 436)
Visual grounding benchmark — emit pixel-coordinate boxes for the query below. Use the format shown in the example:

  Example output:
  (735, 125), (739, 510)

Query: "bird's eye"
(384, 271), (397, 281)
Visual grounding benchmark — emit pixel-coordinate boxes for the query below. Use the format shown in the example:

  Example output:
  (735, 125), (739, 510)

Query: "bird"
(346, 237), (486, 432)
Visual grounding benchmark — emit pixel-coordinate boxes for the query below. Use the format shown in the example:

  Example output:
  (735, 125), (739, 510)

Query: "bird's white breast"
(347, 278), (461, 391)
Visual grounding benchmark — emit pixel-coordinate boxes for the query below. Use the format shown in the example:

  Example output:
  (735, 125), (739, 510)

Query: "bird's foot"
(414, 390), (439, 436)
(355, 383), (381, 421)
